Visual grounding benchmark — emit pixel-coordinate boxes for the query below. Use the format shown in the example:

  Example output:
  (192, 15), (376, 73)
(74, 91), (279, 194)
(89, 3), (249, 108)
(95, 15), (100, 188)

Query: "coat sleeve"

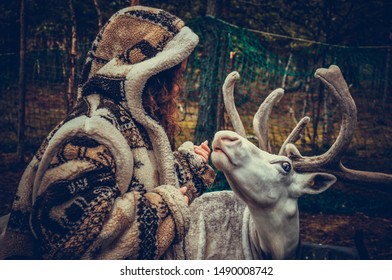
(173, 141), (216, 203)
(30, 136), (186, 260)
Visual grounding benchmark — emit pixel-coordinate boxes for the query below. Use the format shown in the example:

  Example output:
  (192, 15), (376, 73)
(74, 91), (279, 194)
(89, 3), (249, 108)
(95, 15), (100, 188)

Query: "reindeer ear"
(300, 173), (337, 195)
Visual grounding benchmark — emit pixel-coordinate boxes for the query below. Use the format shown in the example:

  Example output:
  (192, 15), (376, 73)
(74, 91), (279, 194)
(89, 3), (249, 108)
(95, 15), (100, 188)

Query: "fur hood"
(79, 6), (199, 187)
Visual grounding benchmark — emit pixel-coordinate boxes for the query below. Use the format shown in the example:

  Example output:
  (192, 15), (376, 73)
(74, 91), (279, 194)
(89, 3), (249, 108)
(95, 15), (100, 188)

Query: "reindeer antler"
(222, 71), (247, 138)
(223, 71), (310, 154)
(253, 88), (284, 152)
(278, 116), (310, 156)
(222, 71), (285, 152)
(285, 65), (392, 185)
(251, 82), (308, 154)
(288, 65), (357, 167)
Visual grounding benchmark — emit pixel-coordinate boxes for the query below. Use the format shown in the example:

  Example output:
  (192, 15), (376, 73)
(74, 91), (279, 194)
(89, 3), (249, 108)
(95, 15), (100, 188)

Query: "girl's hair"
(142, 63), (183, 149)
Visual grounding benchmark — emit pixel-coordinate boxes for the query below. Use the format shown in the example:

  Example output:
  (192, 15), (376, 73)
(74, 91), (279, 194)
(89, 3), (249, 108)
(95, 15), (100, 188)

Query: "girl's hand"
(194, 140), (211, 163)
(179, 186), (189, 205)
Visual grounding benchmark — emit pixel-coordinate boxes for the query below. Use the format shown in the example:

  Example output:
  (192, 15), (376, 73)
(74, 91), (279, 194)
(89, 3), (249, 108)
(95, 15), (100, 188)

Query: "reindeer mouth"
(211, 139), (235, 166)
(212, 141), (227, 158)
(212, 131), (244, 168)
(212, 143), (224, 155)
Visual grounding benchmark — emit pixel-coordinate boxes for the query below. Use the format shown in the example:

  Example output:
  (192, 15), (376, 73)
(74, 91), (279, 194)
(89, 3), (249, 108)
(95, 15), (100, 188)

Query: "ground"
(300, 212), (392, 259)
(0, 153), (391, 259)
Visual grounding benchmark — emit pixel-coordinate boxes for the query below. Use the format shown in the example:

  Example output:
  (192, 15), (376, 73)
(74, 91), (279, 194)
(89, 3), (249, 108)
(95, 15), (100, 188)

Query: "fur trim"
(78, 6), (185, 97)
(153, 185), (190, 242)
(124, 27), (198, 187)
(33, 115), (133, 202)
(16, 157), (40, 207)
(39, 161), (97, 198)
(84, 192), (137, 259)
(177, 141), (204, 167)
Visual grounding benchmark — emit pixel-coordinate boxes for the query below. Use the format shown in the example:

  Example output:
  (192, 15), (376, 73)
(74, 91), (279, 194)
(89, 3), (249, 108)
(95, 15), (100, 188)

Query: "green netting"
(0, 42), (92, 152)
(183, 16), (392, 156)
(0, 16), (391, 160)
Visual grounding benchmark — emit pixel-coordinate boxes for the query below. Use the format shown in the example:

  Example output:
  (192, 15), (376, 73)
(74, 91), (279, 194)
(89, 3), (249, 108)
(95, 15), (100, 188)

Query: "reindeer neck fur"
(246, 199), (300, 260)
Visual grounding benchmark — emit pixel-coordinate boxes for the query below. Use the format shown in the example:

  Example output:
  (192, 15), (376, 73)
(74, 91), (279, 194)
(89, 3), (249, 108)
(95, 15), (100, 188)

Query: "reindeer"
(184, 65), (392, 260)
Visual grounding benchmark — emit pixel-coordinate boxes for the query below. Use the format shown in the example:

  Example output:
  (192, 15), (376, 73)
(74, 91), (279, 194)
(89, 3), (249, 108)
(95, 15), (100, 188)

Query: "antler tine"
(253, 88), (284, 152)
(291, 65), (357, 170)
(337, 163), (392, 185)
(278, 116), (310, 156)
(223, 71), (247, 138)
(287, 146), (392, 186)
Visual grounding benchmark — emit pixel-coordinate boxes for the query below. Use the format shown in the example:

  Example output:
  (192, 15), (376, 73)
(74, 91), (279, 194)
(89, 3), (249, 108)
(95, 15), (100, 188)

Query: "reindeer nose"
(221, 135), (240, 145)
(214, 131), (242, 147)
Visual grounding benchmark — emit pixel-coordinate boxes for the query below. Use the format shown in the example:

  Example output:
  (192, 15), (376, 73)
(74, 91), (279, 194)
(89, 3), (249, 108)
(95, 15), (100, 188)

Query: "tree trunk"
(382, 35), (391, 117)
(215, 32), (231, 133)
(93, 0), (103, 30)
(194, 0), (223, 145)
(66, 0), (77, 113)
(17, 0), (26, 164)
(381, 1), (392, 119)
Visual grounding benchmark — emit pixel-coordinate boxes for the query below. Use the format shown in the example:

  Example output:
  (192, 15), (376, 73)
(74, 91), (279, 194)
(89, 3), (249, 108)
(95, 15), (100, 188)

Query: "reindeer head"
(212, 130), (336, 209)
(211, 66), (392, 211)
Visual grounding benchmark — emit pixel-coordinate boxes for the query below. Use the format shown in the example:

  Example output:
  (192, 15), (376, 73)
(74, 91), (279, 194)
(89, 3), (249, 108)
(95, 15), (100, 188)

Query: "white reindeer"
(184, 65), (392, 260)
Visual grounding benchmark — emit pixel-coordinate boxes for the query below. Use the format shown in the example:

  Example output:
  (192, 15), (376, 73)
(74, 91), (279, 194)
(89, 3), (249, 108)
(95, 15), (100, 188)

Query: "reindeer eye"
(281, 162), (291, 173)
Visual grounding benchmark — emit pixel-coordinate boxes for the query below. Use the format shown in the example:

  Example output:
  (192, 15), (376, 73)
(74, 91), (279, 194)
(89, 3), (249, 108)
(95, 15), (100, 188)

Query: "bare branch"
(93, 0), (103, 29)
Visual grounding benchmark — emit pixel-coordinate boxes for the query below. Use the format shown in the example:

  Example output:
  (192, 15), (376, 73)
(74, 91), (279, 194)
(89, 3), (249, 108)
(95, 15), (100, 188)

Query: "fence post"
(382, 40), (391, 117)
(17, 0), (26, 164)
(66, 0), (77, 113)
(93, 0), (103, 30)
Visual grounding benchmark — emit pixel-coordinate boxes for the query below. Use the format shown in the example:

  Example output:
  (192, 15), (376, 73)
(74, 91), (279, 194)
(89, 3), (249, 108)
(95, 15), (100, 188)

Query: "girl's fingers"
(194, 147), (209, 162)
(180, 186), (187, 194)
(200, 142), (211, 153)
(195, 146), (208, 156)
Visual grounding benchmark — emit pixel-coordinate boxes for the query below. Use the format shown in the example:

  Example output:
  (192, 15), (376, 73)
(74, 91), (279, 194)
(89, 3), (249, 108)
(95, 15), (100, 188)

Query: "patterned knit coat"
(0, 6), (215, 260)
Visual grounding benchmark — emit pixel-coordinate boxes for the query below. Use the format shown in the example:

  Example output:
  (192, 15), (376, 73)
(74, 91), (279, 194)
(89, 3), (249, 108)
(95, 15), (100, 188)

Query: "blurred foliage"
(1, 0), (391, 53)
(298, 187), (392, 217)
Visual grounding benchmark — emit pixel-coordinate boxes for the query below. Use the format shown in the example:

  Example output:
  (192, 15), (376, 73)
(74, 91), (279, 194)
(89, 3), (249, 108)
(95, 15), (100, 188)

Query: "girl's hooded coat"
(0, 6), (215, 260)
